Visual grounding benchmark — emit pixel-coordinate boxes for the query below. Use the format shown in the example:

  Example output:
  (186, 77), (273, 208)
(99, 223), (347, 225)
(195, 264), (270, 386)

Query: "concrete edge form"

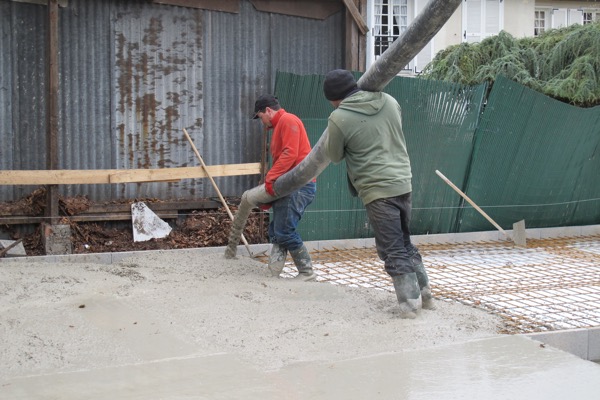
(1, 224), (598, 265)
(525, 327), (600, 362)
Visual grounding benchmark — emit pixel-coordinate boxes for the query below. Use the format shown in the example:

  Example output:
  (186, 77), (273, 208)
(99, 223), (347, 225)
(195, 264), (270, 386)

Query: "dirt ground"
(0, 188), (269, 257)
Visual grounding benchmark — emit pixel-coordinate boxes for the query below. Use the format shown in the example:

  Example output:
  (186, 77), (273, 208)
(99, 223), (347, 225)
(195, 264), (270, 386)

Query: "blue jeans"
(365, 192), (421, 277)
(268, 181), (316, 251)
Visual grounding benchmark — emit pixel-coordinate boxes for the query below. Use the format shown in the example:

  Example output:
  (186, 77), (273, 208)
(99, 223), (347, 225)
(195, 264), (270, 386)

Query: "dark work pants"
(268, 181), (316, 252)
(365, 192), (421, 277)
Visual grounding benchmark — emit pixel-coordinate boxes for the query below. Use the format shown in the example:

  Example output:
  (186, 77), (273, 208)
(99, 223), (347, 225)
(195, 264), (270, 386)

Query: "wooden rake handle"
(435, 170), (509, 238)
(183, 128), (255, 256)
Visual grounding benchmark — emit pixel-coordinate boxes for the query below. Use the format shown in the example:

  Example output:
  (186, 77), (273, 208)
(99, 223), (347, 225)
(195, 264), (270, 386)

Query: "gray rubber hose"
(224, 0), (462, 258)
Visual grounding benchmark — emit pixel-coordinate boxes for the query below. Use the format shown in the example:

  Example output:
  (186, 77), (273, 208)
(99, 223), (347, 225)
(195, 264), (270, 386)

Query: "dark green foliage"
(422, 23), (600, 107)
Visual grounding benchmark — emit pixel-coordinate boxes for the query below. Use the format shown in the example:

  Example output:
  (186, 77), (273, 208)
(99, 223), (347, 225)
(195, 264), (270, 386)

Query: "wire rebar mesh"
(266, 235), (600, 334)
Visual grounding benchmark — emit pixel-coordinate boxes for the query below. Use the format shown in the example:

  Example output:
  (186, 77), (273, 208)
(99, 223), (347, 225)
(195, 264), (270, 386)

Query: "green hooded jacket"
(325, 91), (412, 205)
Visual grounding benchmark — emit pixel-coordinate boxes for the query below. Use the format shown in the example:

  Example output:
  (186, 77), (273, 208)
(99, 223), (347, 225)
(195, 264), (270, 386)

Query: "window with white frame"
(583, 10), (600, 24)
(534, 10), (546, 36)
(372, 0), (409, 59)
(367, 0), (435, 74)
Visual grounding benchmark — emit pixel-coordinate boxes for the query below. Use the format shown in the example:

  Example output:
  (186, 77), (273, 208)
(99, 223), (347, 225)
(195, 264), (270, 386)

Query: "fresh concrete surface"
(2, 335), (599, 400)
(0, 225), (600, 390)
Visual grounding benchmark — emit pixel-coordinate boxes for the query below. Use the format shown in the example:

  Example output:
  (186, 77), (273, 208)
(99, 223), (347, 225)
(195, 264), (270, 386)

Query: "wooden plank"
(0, 163), (261, 185)
(69, 212), (175, 222)
(152, 0), (240, 13)
(109, 163), (261, 183)
(342, 0), (368, 35)
(0, 199), (222, 225)
(249, 0), (342, 20)
(84, 199), (221, 213)
(46, 0), (60, 221)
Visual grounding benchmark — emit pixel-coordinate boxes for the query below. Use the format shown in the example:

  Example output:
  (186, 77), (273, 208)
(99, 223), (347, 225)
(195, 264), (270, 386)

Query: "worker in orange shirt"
(253, 94), (317, 281)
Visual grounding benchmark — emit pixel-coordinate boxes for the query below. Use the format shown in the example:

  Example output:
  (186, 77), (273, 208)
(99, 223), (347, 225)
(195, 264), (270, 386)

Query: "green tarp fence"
(273, 71), (600, 241)
(460, 75), (600, 232)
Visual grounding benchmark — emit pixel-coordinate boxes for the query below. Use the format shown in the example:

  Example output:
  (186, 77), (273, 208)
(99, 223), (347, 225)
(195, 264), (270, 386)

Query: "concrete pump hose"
(224, 0), (462, 258)
(357, 0), (463, 92)
(224, 130), (331, 258)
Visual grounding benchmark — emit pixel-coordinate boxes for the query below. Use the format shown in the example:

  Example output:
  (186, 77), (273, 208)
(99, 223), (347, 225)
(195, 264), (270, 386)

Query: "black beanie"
(323, 69), (358, 101)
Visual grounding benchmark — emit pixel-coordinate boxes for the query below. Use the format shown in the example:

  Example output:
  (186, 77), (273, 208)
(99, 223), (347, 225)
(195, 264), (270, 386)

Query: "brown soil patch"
(0, 189), (268, 256)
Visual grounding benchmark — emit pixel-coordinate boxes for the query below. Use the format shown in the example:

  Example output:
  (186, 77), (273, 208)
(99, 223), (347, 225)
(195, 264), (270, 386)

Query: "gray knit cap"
(323, 69), (359, 101)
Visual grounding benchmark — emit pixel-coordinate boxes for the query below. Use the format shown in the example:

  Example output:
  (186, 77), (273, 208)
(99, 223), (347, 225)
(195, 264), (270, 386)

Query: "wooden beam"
(109, 163), (260, 183)
(249, 0), (343, 20)
(46, 0), (60, 222)
(345, 0), (367, 71)
(342, 0), (368, 35)
(0, 163), (261, 185)
(0, 199), (223, 225)
(152, 0), (240, 13)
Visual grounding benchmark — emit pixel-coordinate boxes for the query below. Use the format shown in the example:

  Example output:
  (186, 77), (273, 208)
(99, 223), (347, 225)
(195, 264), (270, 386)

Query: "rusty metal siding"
(0, 0), (344, 202)
(112, 1), (206, 199)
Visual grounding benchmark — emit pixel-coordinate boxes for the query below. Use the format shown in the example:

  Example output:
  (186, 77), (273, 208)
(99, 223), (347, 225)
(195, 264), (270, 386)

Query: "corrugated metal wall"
(1, 1), (48, 201)
(0, 0), (344, 202)
(202, 0), (343, 199)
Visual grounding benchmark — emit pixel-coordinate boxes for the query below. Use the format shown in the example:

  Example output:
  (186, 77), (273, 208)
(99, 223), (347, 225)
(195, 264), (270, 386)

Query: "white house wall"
(504, 0), (535, 38)
(366, 0), (597, 74)
(536, 1), (599, 27)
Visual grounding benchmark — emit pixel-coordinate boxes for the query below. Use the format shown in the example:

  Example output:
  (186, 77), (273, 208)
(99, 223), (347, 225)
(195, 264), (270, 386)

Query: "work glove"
(258, 203), (272, 211)
(264, 181), (275, 196)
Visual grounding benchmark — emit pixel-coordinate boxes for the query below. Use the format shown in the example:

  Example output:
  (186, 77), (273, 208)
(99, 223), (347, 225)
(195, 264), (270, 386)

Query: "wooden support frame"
(46, 0), (60, 222)
(344, 0), (367, 72)
(0, 163), (261, 185)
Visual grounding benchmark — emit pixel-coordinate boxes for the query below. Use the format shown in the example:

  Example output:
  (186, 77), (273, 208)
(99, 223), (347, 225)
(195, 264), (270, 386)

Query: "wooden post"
(344, 0), (367, 72)
(45, 0), (60, 223)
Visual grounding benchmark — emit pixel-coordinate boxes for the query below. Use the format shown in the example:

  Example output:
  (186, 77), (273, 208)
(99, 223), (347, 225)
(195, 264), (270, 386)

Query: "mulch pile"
(0, 188), (269, 257)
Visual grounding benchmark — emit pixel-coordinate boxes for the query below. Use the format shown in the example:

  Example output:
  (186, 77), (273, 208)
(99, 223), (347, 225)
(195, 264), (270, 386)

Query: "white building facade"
(365, 0), (600, 74)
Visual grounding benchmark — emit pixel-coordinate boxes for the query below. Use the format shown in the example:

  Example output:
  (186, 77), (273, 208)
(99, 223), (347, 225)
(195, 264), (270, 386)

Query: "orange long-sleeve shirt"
(265, 109), (313, 192)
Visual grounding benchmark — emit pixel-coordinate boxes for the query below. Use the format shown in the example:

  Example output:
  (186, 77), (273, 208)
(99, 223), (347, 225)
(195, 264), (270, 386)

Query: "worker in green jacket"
(323, 69), (434, 319)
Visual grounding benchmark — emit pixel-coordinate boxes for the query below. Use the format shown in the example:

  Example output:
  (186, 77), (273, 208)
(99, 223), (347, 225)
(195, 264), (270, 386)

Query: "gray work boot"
(413, 261), (436, 310)
(268, 244), (287, 277)
(289, 245), (316, 282)
(391, 273), (422, 319)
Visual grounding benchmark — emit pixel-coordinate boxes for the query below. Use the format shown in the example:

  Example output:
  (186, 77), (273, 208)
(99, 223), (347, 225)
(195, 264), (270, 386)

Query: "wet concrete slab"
(3, 335), (599, 399)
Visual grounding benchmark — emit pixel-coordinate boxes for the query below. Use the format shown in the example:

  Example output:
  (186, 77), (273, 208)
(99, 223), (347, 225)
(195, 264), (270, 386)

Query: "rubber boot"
(413, 262), (436, 310)
(289, 245), (316, 281)
(268, 244), (287, 277)
(391, 273), (422, 319)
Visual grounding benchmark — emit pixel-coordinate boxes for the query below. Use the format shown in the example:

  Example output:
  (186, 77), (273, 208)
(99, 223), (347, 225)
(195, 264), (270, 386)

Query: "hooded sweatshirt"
(325, 91), (412, 205)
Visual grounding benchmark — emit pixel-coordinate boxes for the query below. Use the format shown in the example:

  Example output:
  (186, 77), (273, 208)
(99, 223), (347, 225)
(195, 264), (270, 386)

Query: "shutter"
(485, 0), (500, 36)
(568, 9), (583, 26)
(463, 0), (502, 43)
(552, 9), (568, 29)
(464, 0), (483, 43)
